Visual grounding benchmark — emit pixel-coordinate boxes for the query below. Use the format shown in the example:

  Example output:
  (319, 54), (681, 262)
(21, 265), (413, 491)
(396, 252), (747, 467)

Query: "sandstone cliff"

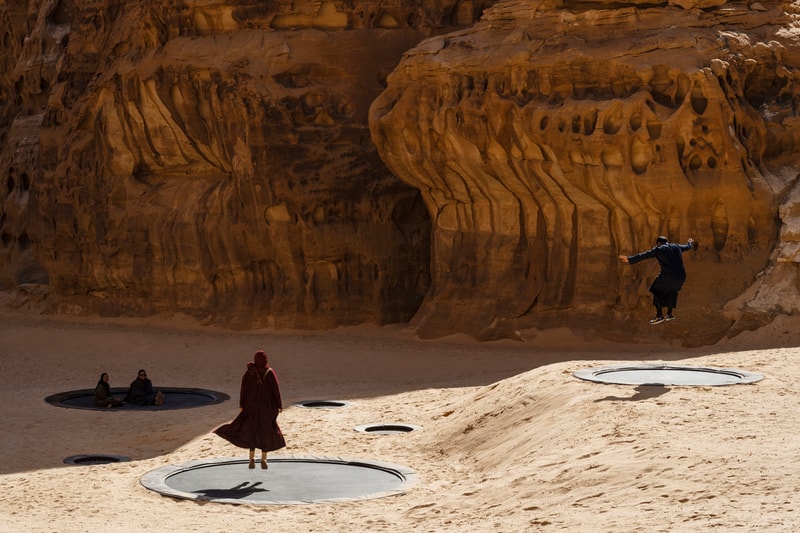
(2, 0), (800, 344)
(371, 0), (800, 343)
(0, 0), (484, 327)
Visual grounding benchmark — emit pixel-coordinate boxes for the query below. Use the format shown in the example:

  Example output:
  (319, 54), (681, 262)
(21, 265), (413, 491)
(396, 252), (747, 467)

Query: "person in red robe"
(214, 350), (286, 469)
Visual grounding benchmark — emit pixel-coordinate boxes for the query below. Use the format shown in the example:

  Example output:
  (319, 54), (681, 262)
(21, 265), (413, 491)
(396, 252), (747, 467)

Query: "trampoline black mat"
(64, 454), (131, 465)
(45, 387), (229, 411)
(140, 456), (417, 504)
(293, 399), (352, 409)
(354, 423), (422, 434)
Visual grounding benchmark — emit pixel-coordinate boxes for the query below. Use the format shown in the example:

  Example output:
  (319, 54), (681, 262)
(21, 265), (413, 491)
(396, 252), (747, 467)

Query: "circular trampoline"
(45, 387), (229, 411)
(293, 400), (352, 409)
(354, 423), (422, 434)
(140, 456), (417, 505)
(574, 364), (764, 386)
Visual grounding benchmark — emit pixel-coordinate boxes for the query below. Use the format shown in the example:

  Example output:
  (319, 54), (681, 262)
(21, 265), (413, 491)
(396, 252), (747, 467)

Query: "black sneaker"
(649, 316), (666, 325)
(664, 314), (675, 321)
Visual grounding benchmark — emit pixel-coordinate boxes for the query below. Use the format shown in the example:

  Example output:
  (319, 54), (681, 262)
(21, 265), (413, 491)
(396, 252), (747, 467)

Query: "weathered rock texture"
(371, 0), (800, 342)
(0, 0), (494, 327)
(2, 0), (800, 343)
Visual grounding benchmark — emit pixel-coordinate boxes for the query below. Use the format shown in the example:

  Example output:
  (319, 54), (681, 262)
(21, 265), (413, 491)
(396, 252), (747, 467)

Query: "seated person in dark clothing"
(125, 369), (164, 406)
(94, 372), (124, 408)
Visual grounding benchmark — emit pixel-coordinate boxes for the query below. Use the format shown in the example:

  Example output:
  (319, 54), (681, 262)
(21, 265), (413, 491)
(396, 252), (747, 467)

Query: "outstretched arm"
(624, 246), (660, 265)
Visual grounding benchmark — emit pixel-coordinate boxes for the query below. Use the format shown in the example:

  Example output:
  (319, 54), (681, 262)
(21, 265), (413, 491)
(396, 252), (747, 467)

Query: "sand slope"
(1, 311), (798, 532)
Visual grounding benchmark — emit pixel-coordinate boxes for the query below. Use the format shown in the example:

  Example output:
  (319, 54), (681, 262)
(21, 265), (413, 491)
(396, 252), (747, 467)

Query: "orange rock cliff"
(2, 0), (799, 344)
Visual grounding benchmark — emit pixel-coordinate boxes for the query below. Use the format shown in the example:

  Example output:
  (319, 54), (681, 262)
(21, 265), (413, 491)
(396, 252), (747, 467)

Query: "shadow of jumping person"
(194, 481), (268, 500)
(594, 385), (671, 402)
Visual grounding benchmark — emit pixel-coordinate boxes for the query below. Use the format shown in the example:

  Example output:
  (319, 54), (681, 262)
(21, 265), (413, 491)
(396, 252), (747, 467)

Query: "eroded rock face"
(0, 0), (493, 327)
(371, 0), (800, 341)
(3, 0), (800, 343)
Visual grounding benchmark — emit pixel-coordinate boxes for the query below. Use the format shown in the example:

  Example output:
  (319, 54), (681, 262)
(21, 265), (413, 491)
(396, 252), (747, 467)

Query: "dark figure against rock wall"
(214, 350), (286, 469)
(619, 236), (695, 325)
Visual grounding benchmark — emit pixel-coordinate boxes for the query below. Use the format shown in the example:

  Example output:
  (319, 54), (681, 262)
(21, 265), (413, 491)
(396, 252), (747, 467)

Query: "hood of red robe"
(246, 350), (269, 374)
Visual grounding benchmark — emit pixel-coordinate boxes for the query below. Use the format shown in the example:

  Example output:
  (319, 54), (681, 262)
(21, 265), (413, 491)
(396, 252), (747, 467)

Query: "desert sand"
(1, 307), (799, 532)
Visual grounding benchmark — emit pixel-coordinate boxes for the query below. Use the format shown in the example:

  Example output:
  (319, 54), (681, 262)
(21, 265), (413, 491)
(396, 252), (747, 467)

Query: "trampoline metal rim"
(161, 457), (407, 481)
(573, 364), (764, 386)
(292, 399), (353, 409)
(45, 387), (230, 410)
(140, 455), (418, 505)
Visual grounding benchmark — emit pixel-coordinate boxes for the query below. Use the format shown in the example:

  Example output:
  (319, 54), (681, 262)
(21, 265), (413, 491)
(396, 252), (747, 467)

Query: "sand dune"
(1, 310), (799, 532)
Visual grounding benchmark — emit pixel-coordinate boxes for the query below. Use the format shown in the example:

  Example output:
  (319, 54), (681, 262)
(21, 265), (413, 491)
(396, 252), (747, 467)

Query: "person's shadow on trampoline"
(193, 481), (268, 500)
(595, 385), (671, 402)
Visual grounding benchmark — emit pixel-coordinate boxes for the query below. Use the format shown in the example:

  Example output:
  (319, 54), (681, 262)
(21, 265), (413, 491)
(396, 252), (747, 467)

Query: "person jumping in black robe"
(619, 235), (694, 324)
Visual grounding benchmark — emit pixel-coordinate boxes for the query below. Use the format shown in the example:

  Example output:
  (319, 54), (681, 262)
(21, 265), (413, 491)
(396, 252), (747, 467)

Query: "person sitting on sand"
(93, 372), (124, 408)
(125, 369), (164, 406)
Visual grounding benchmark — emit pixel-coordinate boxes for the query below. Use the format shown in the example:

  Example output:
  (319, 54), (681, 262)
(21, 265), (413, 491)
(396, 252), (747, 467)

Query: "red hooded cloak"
(214, 350), (286, 451)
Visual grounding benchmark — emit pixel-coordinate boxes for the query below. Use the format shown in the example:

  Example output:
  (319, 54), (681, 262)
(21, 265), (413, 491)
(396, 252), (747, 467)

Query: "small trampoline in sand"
(45, 387), (229, 411)
(573, 364), (764, 386)
(64, 454), (131, 466)
(140, 456), (417, 505)
(293, 400), (352, 409)
(354, 423), (422, 434)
